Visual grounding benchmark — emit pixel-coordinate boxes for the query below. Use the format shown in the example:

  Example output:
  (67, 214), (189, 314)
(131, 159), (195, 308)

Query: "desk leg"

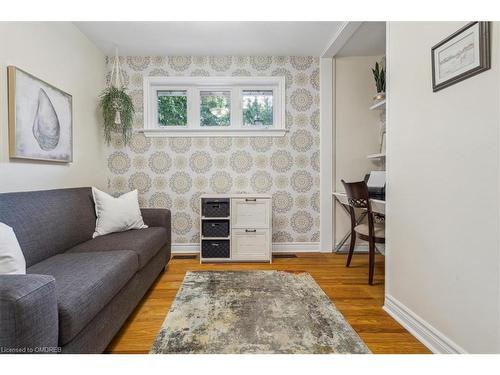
(334, 199), (367, 252)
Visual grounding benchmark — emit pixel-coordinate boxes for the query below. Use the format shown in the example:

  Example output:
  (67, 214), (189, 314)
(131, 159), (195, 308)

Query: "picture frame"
(431, 22), (490, 92)
(8, 66), (73, 163)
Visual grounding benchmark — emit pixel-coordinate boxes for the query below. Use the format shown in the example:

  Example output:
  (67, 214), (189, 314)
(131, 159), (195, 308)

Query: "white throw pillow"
(0, 222), (26, 275)
(92, 187), (148, 238)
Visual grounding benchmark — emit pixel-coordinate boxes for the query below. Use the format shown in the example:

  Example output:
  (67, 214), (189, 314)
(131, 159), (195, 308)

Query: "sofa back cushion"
(0, 187), (96, 267)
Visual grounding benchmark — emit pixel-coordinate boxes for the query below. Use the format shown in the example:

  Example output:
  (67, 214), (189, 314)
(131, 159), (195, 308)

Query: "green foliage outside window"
(156, 90), (274, 128)
(158, 95), (187, 126)
(200, 94), (231, 127)
(243, 95), (273, 126)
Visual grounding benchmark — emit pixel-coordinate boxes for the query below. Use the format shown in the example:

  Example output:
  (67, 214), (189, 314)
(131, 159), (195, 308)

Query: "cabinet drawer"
(201, 240), (230, 258)
(231, 229), (271, 261)
(231, 198), (271, 228)
(201, 198), (230, 218)
(202, 220), (230, 238)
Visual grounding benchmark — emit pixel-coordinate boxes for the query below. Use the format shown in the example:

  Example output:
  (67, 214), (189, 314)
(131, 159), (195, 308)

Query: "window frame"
(142, 76), (286, 137)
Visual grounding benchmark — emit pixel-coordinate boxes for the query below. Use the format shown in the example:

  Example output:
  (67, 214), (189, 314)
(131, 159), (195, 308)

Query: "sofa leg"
(162, 265), (168, 273)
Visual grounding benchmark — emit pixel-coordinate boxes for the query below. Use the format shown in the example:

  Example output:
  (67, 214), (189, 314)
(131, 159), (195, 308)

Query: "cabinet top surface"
(200, 194), (272, 199)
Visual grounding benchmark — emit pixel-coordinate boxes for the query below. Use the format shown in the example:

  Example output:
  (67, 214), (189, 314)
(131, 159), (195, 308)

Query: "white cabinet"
(200, 194), (272, 263)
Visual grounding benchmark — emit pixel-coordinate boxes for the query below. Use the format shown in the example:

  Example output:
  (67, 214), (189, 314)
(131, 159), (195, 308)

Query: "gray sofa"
(0, 187), (171, 353)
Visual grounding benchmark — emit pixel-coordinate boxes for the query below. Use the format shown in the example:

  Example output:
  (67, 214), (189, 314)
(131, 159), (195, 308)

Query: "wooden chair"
(341, 180), (385, 285)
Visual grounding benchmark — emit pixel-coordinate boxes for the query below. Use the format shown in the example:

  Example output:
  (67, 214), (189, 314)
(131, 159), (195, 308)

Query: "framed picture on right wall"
(431, 21), (490, 92)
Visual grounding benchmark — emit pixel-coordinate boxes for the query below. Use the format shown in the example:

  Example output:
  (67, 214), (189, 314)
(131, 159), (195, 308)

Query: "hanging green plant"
(99, 50), (135, 145)
(99, 86), (135, 144)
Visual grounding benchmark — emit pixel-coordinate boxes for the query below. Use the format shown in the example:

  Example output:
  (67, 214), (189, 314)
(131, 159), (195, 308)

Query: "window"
(242, 90), (273, 127)
(200, 90), (231, 127)
(157, 90), (187, 126)
(143, 77), (286, 137)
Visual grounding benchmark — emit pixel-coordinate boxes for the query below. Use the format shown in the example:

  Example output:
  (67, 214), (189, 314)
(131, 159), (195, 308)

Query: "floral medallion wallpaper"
(105, 56), (320, 246)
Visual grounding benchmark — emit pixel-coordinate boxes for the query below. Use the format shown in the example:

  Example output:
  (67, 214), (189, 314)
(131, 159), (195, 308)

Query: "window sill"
(139, 128), (288, 138)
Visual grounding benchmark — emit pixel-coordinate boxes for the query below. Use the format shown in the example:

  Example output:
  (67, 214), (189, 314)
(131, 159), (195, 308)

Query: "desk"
(332, 192), (385, 252)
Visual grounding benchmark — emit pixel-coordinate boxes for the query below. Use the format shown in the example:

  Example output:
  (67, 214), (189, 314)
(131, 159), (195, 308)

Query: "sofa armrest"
(141, 208), (171, 250)
(141, 208), (171, 231)
(0, 274), (59, 353)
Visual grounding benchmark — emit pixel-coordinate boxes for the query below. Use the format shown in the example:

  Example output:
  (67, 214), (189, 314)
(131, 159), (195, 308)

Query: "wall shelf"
(366, 153), (386, 160)
(369, 99), (386, 111)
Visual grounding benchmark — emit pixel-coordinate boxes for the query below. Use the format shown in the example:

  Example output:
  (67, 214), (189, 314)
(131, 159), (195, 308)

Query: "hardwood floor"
(106, 252), (430, 354)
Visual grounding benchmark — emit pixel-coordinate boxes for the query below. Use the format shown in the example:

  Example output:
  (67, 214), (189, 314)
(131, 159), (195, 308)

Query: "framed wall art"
(8, 66), (73, 162)
(431, 22), (490, 92)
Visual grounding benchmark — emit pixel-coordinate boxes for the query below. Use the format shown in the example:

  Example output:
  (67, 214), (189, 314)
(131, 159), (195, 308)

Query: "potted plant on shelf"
(99, 50), (134, 145)
(371, 61), (386, 101)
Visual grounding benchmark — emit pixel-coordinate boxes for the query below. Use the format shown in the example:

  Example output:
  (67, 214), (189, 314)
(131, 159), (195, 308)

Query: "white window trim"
(141, 76), (287, 137)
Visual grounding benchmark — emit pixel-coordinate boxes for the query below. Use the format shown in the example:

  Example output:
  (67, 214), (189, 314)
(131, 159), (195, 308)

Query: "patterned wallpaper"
(105, 56), (320, 245)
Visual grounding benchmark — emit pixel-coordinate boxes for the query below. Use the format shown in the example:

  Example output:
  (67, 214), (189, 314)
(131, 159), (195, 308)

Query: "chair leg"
(346, 231), (356, 267)
(368, 237), (375, 285)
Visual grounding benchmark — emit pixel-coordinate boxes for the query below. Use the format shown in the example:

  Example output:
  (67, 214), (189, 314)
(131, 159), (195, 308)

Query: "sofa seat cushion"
(27, 251), (138, 345)
(67, 227), (168, 269)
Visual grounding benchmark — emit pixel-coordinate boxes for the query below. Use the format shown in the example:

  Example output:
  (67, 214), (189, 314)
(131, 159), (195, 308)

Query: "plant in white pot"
(99, 50), (135, 145)
(371, 61), (386, 101)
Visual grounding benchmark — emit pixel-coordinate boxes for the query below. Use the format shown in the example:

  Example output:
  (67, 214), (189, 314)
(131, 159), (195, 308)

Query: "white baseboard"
(171, 242), (320, 254)
(383, 294), (467, 354)
(171, 243), (200, 254)
(272, 242), (320, 252)
(335, 244), (369, 253)
(335, 244), (385, 255)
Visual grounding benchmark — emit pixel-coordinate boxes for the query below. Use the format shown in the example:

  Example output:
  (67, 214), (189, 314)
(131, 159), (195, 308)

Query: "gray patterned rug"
(150, 271), (370, 354)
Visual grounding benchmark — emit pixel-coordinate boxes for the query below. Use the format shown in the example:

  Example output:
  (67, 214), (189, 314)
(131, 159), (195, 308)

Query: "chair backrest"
(341, 180), (371, 210)
(341, 180), (376, 236)
(0, 187), (96, 267)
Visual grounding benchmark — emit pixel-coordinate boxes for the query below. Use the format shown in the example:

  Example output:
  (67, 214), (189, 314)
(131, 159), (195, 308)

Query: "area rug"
(150, 271), (370, 354)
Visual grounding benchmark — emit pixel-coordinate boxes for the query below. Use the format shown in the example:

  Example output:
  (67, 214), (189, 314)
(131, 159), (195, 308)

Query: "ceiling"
(74, 21), (344, 56)
(336, 22), (386, 57)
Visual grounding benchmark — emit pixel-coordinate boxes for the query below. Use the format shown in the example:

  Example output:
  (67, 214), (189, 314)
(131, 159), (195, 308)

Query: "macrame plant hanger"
(110, 47), (124, 125)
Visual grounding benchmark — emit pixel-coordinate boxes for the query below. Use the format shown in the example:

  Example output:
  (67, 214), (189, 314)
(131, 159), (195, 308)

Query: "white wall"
(0, 22), (107, 193)
(334, 56), (383, 247)
(385, 22), (500, 353)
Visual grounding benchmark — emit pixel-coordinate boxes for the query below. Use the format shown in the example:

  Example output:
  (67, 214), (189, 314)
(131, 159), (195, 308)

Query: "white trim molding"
(272, 242), (320, 253)
(321, 21), (363, 57)
(172, 242), (320, 254)
(335, 243), (385, 255)
(384, 20), (393, 305)
(384, 294), (467, 354)
(139, 128), (288, 138)
(319, 57), (334, 253)
(171, 243), (200, 254)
